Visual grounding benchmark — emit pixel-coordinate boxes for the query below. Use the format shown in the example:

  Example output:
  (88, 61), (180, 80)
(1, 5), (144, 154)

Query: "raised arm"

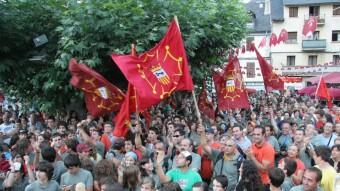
(198, 123), (212, 156)
(155, 151), (170, 183)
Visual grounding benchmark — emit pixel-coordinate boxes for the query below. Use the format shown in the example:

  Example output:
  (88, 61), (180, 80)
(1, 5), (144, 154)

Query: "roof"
(271, 0), (284, 21)
(246, 0), (271, 33)
(284, 0), (340, 6)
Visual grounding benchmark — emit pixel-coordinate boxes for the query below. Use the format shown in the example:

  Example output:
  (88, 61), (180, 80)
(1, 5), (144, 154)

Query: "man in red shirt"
(246, 126), (275, 191)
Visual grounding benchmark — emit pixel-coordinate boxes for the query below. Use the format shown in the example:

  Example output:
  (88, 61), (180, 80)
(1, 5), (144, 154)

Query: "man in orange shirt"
(246, 126), (275, 191)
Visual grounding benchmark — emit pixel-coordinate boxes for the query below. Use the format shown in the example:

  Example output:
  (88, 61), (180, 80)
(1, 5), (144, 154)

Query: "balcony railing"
(302, 39), (326, 51)
(304, 14), (325, 25)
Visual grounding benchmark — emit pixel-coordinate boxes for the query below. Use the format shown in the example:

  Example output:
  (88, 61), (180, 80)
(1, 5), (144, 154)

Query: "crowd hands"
(0, 91), (339, 191)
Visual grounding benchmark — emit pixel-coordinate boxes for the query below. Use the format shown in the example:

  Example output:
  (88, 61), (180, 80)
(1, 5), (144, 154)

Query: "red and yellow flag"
(253, 45), (284, 92)
(69, 59), (125, 117)
(198, 81), (215, 119)
(213, 56), (250, 110)
(111, 19), (194, 110)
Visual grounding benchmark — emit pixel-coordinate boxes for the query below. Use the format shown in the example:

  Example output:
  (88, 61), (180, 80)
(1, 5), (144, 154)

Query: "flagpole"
(173, 15), (202, 123)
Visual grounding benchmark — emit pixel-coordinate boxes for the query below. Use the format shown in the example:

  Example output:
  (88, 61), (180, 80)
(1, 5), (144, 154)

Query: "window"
(333, 5), (340, 15)
(247, 11), (255, 29)
(287, 56), (295, 66)
(286, 32), (297, 43)
(308, 55), (317, 66)
(332, 31), (340, 41)
(309, 6), (320, 16)
(289, 7), (298, 17)
(334, 55), (340, 65)
(246, 62), (255, 78)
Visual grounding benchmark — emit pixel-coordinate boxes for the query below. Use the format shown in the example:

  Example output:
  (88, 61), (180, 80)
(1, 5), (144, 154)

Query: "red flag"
(253, 45), (284, 92)
(269, 33), (278, 47)
(277, 29), (288, 44)
(213, 56), (250, 110)
(113, 83), (135, 137)
(111, 19), (194, 110)
(69, 59), (125, 118)
(303, 16), (317, 37)
(141, 110), (152, 129)
(258, 36), (266, 48)
(198, 81), (215, 119)
(315, 76), (332, 108)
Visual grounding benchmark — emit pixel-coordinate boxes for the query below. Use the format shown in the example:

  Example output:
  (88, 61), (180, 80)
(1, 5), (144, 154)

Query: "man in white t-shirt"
(0, 111), (16, 144)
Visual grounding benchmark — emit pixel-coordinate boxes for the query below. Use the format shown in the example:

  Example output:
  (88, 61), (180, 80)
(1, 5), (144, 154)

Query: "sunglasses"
(172, 135), (180, 138)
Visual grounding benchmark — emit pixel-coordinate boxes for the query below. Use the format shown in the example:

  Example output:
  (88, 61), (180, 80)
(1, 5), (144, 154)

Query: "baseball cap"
(180, 151), (191, 158)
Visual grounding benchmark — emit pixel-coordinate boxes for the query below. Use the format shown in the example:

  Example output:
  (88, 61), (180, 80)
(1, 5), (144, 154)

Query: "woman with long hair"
(122, 165), (141, 191)
(235, 160), (264, 191)
(93, 159), (117, 191)
(139, 156), (160, 188)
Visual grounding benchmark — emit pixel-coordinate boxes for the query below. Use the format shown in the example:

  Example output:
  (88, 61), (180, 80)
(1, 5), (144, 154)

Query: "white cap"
(180, 151), (191, 158)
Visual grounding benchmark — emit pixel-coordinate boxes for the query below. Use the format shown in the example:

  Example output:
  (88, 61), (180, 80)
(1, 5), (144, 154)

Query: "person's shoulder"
(289, 185), (303, 191)
(50, 179), (59, 185)
(80, 168), (92, 175)
(264, 142), (275, 150)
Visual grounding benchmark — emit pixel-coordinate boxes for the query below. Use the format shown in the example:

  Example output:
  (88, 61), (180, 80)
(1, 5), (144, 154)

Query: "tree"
(0, 0), (249, 113)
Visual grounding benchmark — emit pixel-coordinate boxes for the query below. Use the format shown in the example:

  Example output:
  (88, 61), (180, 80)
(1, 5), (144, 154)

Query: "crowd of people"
(0, 90), (339, 191)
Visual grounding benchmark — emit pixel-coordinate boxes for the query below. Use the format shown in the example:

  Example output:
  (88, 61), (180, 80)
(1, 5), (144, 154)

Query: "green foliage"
(0, 0), (249, 113)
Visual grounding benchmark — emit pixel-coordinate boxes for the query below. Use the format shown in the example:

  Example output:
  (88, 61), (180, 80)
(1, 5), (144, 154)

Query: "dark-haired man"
(246, 126), (275, 189)
(269, 168), (285, 191)
(279, 158), (297, 191)
(313, 145), (337, 191)
(60, 154), (93, 191)
(25, 161), (59, 191)
(40, 146), (67, 184)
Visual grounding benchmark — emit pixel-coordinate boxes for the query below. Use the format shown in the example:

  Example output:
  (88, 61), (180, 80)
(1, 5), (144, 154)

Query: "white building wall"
(271, 4), (340, 74)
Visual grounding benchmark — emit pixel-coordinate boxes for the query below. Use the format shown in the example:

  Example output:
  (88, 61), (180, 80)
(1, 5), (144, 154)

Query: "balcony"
(302, 39), (326, 51)
(304, 14), (325, 26)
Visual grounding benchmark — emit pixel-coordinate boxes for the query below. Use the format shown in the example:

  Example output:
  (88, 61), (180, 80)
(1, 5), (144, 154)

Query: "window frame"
(333, 5), (340, 16)
(287, 56), (296, 66)
(246, 62), (255, 78)
(332, 30), (340, 42)
(286, 32), (297, 44)
(289, 7), (298, 17)
(308, 55), (317, 66)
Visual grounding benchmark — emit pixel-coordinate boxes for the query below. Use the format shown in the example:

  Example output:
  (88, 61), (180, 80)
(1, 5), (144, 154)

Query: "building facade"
(271, 0), (340, 78)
